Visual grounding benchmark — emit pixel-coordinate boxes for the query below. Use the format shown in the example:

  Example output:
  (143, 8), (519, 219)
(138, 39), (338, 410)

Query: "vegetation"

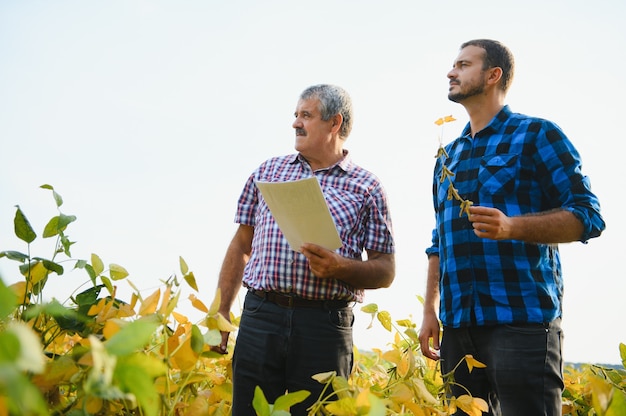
(0, 185), (624, 415)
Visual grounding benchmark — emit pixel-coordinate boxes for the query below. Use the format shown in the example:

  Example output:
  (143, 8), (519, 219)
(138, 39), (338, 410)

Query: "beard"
(448, 77), (486, 103)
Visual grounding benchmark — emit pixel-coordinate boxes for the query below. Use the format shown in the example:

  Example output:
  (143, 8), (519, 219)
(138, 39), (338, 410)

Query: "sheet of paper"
(255, 177), (342, 252)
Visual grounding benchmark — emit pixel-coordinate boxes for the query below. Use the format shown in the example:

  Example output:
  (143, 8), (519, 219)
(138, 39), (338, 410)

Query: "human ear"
(330, 113), (343, 134)
(487, 67), (503, 87)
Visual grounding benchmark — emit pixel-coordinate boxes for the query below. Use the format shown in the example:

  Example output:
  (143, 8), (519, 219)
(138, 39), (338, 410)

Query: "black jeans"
(231, 290), (354, 416)
(440, 319), (564, 416)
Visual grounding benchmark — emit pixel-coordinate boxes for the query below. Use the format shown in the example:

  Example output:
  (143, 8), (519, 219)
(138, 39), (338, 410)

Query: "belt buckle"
(288, 295), (295, 308)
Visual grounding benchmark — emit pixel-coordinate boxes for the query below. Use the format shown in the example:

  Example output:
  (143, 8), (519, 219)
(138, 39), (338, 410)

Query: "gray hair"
(300, 84), (353, 139)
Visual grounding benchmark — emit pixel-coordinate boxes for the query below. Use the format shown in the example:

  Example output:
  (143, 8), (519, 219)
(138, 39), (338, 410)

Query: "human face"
(447, 45), (488, 103)
(292, 97), (334, 156)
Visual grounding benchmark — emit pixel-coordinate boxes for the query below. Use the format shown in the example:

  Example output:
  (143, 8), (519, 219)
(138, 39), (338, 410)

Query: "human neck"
(463, 98), (504, 138)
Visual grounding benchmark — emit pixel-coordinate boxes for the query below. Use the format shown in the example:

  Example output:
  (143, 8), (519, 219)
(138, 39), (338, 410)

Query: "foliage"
(0, 185), (624, 415)
(434, 116), (473, 217)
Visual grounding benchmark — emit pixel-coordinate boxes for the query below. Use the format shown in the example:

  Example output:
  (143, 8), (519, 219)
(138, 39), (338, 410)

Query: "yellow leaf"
(139, 288), (160, 316)
(377, 310), (392, 332)
(179, 256), (189, 275)
(91, 253), (104, 276)
(382, 349), (401, 366)
(86, 397), (104, 414)
(444, 115), (456, 122)
(172, 311), (189, 324)
(589, 375), (613, 413)
(465, 354), (486, 373)
(159, 286), (172, 315)
(403, 402), (427, 416)
(325, 397), (357, 416)
(129, 292), (138, 310)
(109, 263), (129, 280)
(395, 319), (414, 328)
(163, 290), (180, 317)
(389, 382), (413, 403)
(216, 313), (237, 332)
(454, 394), (489, 416)
(87, 297), (106, 316)
(189, 294), (209, 313)
(103, 319), (123, 340)
(311, 371), (336, 384)
(27, 261), (48, 285)
(397, 349), (415, 378)
(208, 289), (221, 315)
(9, 281), (28, 304)
(171, 337), (198, 372)
(434, 118), (444, 126)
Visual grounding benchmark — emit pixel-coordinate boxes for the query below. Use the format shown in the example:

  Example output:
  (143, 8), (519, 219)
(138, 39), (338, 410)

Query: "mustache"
(295, 128), (306, 136)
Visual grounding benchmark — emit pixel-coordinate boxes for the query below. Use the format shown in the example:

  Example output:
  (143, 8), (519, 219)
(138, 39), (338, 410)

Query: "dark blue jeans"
(231, 291), (354, 416)
(440, 319), (564, 416)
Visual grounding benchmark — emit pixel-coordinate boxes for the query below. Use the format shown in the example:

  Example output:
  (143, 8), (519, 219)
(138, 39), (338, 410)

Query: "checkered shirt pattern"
(426, 105), (605, 328)
(236, 151), (395, 302)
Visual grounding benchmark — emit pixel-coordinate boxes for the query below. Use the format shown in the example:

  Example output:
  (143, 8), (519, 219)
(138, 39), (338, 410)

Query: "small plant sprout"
(435, 115), (473, 217)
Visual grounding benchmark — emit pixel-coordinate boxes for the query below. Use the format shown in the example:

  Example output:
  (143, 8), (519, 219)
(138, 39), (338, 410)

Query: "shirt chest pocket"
(478, 154), (519, 196)
(324, 187), (364, 233)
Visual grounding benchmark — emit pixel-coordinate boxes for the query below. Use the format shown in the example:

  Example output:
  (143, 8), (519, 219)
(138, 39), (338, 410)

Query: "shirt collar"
(461, 105), (512, 138)
(291, 149), (352, 173)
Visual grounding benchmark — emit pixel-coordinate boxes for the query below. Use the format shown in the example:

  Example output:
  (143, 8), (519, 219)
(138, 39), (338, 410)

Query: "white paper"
(255, 177), (342, 252)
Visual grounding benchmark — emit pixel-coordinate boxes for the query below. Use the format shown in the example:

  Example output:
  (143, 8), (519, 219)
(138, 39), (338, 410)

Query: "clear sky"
(1, 0), (624, 365)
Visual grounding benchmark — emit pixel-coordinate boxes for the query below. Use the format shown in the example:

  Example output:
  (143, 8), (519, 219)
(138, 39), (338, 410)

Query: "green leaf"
(75, 285), (103, 308)
(91, 253), (104, 276)
(0, 251), (29, 262)
(0, 365), (49, 416)
(42, 214), (76, 238)
(203, 328), (222, 347)
(0, 331), (20, 363)
(58, 213), (76, 230)
(190, 324), (204, 354)
(252, 386), (271, 416)
(360, 303), (378, 314)
(42, 216), (60, 238)
(105, 315), (160, 356)
(38, 258), (64, 275)
(331, 376), (351, 400)
(110, 263), (129, 281)
(273, 390), (310, 411)
(101, 275), (114, 296)
(184, 271), (198, 292)
(0, 278), (18, 318)
(41, 183), (63, 207)
(113, 361), (160, 416)
(13, 206), (36, 243)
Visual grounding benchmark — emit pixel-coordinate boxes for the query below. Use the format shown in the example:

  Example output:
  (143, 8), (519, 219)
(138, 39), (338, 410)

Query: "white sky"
(1, 0), (624, 365)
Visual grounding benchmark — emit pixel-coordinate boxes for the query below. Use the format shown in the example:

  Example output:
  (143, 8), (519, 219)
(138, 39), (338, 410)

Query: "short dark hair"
(300, 84), (353, 139)
(461, 39), (515, 92)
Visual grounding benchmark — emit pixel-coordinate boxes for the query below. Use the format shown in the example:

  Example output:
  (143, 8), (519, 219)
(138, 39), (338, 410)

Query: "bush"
(1, 185), (624, 415)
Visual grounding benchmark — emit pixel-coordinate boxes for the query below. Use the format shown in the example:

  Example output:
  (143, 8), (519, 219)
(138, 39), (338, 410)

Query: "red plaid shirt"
(236, 151), (394, 302)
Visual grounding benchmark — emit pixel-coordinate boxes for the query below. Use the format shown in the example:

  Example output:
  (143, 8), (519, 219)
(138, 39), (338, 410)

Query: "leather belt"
(250, 289), (351, 309)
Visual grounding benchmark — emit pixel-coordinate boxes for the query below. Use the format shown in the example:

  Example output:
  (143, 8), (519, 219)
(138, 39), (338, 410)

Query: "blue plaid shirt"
(426, 106), (605, 328)
(236, 151), (395, 302)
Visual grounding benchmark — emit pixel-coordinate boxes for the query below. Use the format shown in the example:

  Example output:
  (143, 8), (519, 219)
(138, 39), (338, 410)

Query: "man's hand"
(210, 321), (230, 355)
(468, 205), (512, 240)
(419, 310), (441, 361)
(299, 243), (343, 279)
